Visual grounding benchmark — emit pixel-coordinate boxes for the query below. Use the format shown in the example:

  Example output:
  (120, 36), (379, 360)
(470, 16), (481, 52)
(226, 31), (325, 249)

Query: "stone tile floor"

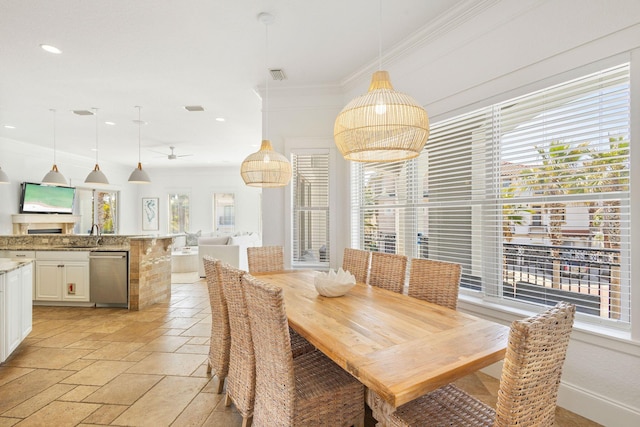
(0, 272), (601, 426)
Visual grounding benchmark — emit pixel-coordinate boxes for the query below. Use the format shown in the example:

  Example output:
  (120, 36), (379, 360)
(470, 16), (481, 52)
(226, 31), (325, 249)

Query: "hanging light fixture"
(128, 106), (151, 184)
(240, 12), (291, 188)
(85, 108), (109, 185)
(42, 109), (68, 185)
(334, 0), (429, 163)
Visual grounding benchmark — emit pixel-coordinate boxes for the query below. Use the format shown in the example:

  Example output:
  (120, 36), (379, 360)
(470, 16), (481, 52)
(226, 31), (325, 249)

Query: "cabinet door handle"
(58, 264), (64, 268)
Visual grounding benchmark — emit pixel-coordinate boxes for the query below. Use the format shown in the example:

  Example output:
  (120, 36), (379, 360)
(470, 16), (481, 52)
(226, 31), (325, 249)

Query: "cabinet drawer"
(9, 251), (36, 259)
(35, 251), (89, 261)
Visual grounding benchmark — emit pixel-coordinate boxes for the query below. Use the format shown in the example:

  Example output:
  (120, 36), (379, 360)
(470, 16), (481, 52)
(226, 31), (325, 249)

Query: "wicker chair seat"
(367, 385), (494, 427)
(293, 349), (364, 426)
(290, 329), (315, 358)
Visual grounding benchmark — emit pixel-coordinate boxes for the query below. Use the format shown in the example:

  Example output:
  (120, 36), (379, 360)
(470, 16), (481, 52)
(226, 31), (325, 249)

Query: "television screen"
(19, 182), (76, 214)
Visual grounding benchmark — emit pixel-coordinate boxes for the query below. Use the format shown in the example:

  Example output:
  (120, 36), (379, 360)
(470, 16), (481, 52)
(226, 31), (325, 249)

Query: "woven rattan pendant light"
(334, 1), (429, 163)
(240, 12), (291, 188)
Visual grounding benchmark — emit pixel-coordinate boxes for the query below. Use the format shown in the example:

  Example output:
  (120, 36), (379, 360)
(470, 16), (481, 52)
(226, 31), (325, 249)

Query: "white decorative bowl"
(314, 274), (356, 297)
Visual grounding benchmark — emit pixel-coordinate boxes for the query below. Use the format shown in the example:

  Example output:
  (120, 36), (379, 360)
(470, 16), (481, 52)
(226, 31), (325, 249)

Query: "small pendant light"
(85, 108), (110, 185)
(128, 106), (151, 184)
(334, 0), (429, 163)
(240, 12), (292, 188)
(42, 109), (68, 185)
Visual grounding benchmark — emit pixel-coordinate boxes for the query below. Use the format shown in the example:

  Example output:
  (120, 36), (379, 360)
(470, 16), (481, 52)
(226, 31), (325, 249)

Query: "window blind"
(292, 151), (330, 267)
(352, 63), (631, 325)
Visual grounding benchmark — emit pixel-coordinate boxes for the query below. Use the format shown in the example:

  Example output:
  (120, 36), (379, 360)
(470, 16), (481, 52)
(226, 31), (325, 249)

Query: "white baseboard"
(558, 381), (640, 427)
(480, 364), (640, 426)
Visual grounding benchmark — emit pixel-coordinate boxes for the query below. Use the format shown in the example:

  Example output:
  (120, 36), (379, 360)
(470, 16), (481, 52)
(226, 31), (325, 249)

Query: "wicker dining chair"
(202, 256), (230, 394)
(367, 301), (576, 427)
(246, 245), (314, 357)
(242, 274), (365, 427)
(408, 258), (462, 310)
(219, 262), (255, 427)
(342, 248), (371, 284)
(369, 252), (408, 294)
(247, 245), (284, 274)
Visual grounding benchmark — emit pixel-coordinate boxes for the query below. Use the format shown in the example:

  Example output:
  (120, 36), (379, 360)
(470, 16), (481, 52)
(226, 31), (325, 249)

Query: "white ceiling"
(0, 0), (468, 168)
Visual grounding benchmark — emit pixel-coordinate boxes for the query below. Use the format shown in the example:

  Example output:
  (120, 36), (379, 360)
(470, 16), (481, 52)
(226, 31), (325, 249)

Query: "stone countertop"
(0, 258), (33, 274)
(0, 234), (176, 253)
(1, 245), (129, 252)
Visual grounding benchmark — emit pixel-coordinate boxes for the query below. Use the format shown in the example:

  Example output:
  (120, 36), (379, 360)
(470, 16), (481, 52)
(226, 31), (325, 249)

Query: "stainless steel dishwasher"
(89, 251), (128, 307)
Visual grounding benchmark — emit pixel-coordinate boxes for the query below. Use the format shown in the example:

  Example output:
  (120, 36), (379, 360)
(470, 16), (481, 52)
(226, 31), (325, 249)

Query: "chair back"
(203, 256), (230, 383)
(219, 262), (255, 419)
(408, 258), (461, 309)
(369, 252), (407, 294)
(247, 246), (284, 274)
(242, 274), (295, 425)
(342, 248), (370, 284)
(494, 301), (576, 427)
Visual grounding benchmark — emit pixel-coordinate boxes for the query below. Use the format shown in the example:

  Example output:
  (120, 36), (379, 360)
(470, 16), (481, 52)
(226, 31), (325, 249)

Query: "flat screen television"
(19, 182), (76, 214)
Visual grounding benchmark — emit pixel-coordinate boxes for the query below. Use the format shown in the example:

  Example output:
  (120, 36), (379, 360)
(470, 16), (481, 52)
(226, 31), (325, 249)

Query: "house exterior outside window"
(169, 193), (190, 234)
(291, 150), (330, 268)
(352, 63), (631, 326)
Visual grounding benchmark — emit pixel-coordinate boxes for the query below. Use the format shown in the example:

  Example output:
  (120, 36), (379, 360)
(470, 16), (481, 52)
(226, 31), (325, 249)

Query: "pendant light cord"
(265, 19), (270, 141)
(378, 0), (382, 71)
(137, 106), (142, 163)
(51, 108), (57, 165)
(93, 108), (99, 163)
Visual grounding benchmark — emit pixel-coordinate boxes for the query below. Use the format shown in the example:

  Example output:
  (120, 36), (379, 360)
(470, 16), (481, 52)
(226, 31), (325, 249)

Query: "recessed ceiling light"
(104, 121), (116, 126)
(73, 110), (94, 116)
(3, 125), (16, 129)
(40, 44), (62, 54)
(184, 105), (205, 112)
(215, 117), (225, 122)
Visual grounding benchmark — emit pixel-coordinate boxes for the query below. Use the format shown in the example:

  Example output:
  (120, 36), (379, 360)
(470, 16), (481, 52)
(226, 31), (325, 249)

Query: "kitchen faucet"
(89, 223), (101, 236)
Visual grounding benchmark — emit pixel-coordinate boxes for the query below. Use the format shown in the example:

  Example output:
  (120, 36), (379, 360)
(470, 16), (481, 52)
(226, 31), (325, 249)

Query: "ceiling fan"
(151, 146), (193, 160)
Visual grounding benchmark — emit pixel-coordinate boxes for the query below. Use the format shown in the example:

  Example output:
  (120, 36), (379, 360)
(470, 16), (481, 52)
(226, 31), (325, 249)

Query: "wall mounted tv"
(19, 182), (76, 214)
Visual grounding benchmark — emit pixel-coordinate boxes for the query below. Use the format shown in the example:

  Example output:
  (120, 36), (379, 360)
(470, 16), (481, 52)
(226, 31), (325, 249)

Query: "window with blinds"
(292, 151), (330, 268)
(352, 63), (631, 325)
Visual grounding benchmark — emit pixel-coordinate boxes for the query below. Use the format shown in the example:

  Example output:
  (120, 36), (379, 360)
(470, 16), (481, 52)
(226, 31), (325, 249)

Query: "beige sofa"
(197, 233), (261, 277)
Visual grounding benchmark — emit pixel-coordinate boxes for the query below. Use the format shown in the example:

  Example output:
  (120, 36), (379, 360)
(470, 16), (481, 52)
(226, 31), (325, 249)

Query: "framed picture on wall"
(142, 197), (159, 231)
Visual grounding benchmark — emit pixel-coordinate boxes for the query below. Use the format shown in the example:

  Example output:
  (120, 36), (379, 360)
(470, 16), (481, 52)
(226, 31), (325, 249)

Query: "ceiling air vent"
(73, 110), (94, 116)
(184, 105), (205, 112)
(269, 69), (287, 81)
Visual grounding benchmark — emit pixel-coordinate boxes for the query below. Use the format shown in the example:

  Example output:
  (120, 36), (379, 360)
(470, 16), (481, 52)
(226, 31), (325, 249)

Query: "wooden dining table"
(253, 270), (510, 408)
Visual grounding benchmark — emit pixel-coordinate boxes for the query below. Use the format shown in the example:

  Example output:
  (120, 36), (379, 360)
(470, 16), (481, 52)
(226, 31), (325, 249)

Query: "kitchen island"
(0, 234), (173, 311)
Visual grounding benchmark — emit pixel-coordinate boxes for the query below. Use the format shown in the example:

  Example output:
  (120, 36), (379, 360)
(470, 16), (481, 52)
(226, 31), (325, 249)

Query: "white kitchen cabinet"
(34, 251), (90, 303)
(1, 261), (33, 363)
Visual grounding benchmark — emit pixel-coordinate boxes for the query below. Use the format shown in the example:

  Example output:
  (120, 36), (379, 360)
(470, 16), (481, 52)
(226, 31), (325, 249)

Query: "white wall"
(141, 165), (262, 236)
(0, 136), (137, 235)
(262, 1), (640, 424)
